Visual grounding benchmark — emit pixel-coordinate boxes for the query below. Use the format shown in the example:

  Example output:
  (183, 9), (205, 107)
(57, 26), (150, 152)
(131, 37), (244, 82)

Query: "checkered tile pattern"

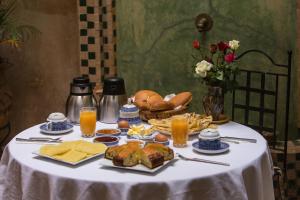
(78, 0), (117, 85)
(271, 141), (300, 199)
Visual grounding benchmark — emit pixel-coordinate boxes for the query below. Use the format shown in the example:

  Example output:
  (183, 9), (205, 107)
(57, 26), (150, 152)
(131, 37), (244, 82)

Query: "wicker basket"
(139, 97), (192, 121)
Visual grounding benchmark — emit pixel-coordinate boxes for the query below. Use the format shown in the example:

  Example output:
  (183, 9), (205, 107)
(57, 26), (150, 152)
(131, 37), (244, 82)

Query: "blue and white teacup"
(198, 129), (221, 150)
(46, 112), (68, 131)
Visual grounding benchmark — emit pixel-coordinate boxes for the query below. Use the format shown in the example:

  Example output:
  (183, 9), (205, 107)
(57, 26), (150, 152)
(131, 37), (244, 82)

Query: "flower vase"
(202, 86), (224, 121)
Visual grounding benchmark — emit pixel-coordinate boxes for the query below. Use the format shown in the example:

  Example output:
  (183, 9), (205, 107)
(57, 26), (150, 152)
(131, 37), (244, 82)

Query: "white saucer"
(40, 123), (73, 135)
(192, 141), (230, 154)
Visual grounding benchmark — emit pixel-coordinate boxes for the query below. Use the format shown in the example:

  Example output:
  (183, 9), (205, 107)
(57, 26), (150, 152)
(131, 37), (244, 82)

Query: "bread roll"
(148, 100), (174, 111)
(134, 90), (172, 111)
(134, 101), (149, 110)
(169, 92), (192, 108)
(134, 90), (161, 102)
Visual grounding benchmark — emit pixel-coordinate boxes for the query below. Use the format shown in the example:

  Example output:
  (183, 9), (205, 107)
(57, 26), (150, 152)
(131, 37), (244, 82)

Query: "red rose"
(210, 44), (218, 53)
(193, 39), (200, 49)
(217, 41), (229, 51)
(224, 53), (235, 63)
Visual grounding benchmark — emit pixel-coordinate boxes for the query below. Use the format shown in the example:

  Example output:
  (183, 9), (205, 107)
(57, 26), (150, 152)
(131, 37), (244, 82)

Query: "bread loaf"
(169, 92), (192, 108)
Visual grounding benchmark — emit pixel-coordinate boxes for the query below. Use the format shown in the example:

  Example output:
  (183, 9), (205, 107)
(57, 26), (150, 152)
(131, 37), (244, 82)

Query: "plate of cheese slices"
(33, 140), (107, 165)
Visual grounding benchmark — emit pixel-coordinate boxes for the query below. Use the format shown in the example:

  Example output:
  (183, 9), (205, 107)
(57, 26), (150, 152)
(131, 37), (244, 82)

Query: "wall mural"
(116, 0), (297, 139)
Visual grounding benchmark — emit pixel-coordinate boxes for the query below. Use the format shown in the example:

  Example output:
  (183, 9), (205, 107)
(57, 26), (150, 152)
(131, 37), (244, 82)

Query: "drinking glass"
(171, 116), (188, 147)
(80, 107), (97, 137)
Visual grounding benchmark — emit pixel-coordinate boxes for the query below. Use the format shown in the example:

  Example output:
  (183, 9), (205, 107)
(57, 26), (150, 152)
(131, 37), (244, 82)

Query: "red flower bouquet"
(193, 39), (240, 93)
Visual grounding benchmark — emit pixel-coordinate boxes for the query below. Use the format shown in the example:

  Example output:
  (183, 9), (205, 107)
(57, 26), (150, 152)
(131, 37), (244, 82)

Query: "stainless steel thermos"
(66, 77), (97, 124)
(99, 77), (127, 123)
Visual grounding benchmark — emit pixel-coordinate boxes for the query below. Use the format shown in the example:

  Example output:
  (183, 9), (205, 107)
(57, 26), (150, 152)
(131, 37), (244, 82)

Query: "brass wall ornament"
(195, 13), (213, 32)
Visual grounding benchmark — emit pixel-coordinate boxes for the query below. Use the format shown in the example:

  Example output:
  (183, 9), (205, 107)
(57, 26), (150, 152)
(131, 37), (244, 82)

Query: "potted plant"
(192, 39), (240, 121)
(0, 0), (37, 135)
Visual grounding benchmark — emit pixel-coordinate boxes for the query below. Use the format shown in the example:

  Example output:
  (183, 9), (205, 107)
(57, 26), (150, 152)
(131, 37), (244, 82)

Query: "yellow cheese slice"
(39, 145), (70, 156)
(75, 141), (107, 155)
(59, 140), (85, 149)
(53, 150), (87, 163)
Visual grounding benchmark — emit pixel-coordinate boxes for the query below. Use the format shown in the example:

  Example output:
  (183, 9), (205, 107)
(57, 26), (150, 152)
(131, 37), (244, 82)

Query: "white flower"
(195, 60), (213, 77)
(229, 40), (239, 50)
(198, 71), (207, 78)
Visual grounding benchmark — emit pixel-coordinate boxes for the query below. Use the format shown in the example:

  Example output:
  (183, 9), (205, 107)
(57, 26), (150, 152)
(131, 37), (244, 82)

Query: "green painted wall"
(117, 0), (297, 139)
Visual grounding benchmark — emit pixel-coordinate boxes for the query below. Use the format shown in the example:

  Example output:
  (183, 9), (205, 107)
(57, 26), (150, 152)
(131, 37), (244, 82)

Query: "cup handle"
(46, 122), (52, 130)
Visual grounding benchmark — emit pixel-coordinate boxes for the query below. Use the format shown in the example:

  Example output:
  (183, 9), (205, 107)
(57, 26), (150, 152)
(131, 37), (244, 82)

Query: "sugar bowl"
(198, 129), (221, 150)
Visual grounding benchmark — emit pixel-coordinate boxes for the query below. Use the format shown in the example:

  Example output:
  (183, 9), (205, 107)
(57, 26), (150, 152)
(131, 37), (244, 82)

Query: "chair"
(231, 49), (292, 182)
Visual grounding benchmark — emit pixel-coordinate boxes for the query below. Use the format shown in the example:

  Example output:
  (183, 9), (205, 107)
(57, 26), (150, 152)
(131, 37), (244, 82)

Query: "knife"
(177, 153), (230, 166)
(16, 138), (62, 143)
(220, 136), (257, 143)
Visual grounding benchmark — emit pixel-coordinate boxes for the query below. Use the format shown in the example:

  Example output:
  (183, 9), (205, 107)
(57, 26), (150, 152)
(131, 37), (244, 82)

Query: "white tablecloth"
(0, 122), (274, 200)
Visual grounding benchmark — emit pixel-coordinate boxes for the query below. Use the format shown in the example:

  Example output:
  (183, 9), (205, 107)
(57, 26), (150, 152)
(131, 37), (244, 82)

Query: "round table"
(0, 122), (274, 200)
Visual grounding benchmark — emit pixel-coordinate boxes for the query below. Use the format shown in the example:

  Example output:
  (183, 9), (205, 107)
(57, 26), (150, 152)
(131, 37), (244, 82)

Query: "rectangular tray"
(33, 151), (104, 166)
(99, 157), (178, 173)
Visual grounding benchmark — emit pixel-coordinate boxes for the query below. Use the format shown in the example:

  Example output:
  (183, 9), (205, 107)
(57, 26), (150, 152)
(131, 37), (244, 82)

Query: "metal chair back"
(232, 49), (292, 177)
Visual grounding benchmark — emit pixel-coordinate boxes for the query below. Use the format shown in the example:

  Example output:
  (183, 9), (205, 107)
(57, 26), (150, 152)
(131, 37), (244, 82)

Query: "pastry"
(169, 92), (192, 108)
(140, 147), (164, 169)
(113, 147), (140, 167)
(105, 141), (174, 169)
(144, 143), (174, 161)
(105, 144), (127, 160)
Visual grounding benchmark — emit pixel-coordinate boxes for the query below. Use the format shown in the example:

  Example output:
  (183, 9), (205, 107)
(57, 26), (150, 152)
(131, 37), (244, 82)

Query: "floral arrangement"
(193, 39), (240, 93)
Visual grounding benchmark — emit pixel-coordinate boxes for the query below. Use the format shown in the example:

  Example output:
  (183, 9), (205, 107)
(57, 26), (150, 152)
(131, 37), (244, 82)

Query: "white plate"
(99, 157), (178, 173)
(192, 141), (230, 154)
(40, 123), (73, 135)
(32, 151), (104, 166)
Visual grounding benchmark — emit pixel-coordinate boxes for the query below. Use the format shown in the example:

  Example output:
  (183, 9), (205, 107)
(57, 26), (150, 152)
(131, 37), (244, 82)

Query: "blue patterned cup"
(198, 129), (221, 150)
(46, 112), (68, 131)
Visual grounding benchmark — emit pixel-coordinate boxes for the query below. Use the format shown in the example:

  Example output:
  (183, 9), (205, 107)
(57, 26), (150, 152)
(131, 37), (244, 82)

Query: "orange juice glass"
(80, 107), (97, 137)
(171, 116), (188, 147)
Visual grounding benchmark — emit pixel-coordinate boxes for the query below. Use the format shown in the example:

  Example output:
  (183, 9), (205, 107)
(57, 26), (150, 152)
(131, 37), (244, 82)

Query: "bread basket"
(139, 98), (192, 121)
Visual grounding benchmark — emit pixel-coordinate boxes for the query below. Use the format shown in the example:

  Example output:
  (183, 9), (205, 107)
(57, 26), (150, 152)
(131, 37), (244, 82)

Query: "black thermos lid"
(103, 77), (126, 95)
(72, 76), (91, 86)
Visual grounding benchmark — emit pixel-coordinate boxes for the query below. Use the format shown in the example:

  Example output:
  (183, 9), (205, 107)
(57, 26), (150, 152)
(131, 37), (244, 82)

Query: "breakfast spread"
(133, 90), (192, 111)
(148, 113), (215, 135)
(104, 142), (174, 169)
(39, 140), (107, 163)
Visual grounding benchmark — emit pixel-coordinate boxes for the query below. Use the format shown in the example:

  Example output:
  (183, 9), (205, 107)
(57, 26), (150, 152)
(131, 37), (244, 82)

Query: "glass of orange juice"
(80, 107), (97, 137)
(171, 116), (188, 147)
